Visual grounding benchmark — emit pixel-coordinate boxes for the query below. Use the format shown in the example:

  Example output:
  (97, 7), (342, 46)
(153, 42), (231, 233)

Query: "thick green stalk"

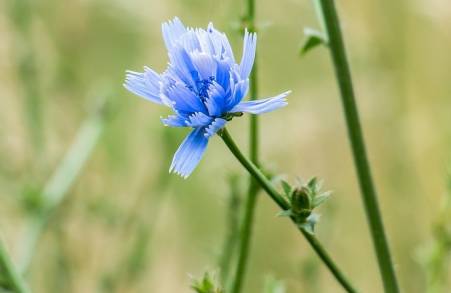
(316, 0), (400, 292)
(220, 128), (358, 293)
(230, 0), (259, 292)
(0, 238), (30, 293)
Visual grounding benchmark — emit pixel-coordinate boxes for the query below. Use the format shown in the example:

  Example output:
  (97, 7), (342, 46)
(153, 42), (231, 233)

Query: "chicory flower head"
(124, 17), (290, 178)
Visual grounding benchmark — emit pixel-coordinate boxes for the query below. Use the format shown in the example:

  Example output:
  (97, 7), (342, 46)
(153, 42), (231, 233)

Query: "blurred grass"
(1, 0), (451, 292)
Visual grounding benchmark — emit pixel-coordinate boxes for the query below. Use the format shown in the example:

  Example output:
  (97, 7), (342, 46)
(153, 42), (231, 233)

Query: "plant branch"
(230, 0), (259, 291)
(220, 128), (358, 293)
(315, 0), (400, 292)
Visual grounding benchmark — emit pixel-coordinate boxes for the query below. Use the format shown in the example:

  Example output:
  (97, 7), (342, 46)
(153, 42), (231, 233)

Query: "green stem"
(220, 128), (358, 293)
(230, 0), (259, 292)
(9, 0), (44, 156)
(0, 238), (30, 293)
(219, 176), (241, 286)
(316, 0), (400, 292)
(231, 182), (258, 293)
(19, 101), (108, 273)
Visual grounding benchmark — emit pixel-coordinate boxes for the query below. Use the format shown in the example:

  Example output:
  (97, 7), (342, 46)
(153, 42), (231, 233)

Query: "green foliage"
(278, 177), (331, 232)
(299, 27), (327, 56)
(191, 272), (224, 293)
(263, 276), (286, 293)
(418, 173), (451, 293)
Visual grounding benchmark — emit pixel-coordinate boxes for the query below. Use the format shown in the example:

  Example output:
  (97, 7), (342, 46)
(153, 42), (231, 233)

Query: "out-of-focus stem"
(0, 238), (30, 293)
(315, 0), (400, 292)
(9, 0), (44, 155)
(230, 0), (259, 292)
(19, 100), (108, 273)
(219, 175), (241, 286)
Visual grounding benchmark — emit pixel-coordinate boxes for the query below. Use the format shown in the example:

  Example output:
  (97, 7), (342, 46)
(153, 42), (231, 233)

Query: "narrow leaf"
(280, 180), (292, 196)
(312, 191), (332, 208)
(299, 28), (327, 56)
(277, 210), (293, 218)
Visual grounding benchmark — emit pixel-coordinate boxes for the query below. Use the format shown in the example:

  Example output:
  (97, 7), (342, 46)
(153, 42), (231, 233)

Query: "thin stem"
(231, 183), (258, 293)
(230, 0), (259, 292)
(316, 0), (400, 292)
(19, 100), (108, 273)
(0, 238), (30, 293)
(9, 0), (44, 155)
(219, 176), (241, 286)
(220, 128), (358, 293)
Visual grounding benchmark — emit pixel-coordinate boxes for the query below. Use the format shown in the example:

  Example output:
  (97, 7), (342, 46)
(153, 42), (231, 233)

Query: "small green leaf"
(277, 210), (293, 218)
(299, 222), (315, 235)
(299, 28), (327, 56)
(190, 272), (223, 293)
(312, 191), (332, 208)
(307, 177), (318, 191)
(299, 213), (320, 234)
(263, 276), (286, 293)
(280, 180), (292, 196)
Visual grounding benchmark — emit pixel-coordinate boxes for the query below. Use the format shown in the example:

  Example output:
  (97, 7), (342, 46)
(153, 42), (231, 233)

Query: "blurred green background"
(1, 0), (451, 292)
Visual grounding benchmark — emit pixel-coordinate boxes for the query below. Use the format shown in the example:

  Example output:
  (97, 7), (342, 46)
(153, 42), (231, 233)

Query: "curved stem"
(220, 128), (358, 293)
(319, 0), (399, 293)
(315, 1), (400, 292)
(0, 238), (30, 293)
(230, 0), (259, 292)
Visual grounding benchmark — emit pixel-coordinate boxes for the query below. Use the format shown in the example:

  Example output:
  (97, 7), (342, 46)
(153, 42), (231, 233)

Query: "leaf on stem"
(190, 272), (224, 293)
(299, 27), (327, 56)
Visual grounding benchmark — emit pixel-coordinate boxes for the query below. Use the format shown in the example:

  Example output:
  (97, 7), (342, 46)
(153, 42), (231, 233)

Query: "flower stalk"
(220, 128), (357, 293)
(230, 0), (260, 291)
(315, 0), (400, 292)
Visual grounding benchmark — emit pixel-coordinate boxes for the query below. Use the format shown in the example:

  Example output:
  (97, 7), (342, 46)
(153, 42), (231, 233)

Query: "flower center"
(187, 76), (216, 102)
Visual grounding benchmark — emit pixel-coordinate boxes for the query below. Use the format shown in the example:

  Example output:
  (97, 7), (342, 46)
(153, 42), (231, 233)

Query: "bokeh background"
(1, 0), (451, 292)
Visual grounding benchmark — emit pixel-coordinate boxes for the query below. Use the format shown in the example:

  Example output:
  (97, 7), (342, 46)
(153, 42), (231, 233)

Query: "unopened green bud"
(291, 186), (312, 218)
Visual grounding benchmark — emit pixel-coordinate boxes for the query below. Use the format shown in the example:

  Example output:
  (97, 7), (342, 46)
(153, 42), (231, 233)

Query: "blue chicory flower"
(124, 17), (290, 178)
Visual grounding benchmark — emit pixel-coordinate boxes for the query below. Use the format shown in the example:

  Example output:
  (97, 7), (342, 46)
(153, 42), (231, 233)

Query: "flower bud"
(291, 186), (312, 218)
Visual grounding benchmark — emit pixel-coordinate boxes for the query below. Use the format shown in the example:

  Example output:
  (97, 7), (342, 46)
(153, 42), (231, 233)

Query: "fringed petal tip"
(229, 90), (291, 115)
(239, 29), (257, 79)
(169, 128), (209, 178)
(124, 68), (163, 104)
(204, 118), (227, 138)
(162, 17), (187, 50)
(160, 115), (187, 127)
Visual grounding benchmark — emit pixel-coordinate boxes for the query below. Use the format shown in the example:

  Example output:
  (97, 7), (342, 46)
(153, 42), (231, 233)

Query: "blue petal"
(205, 81), (226, 116)
(239, 29), (257, 79)
(179, 30), (202, 52)
(195, 28), (217, 56)
(168, 45), (200, 89)
(206, 23), (235, 62)
(225, 78), (249, 111)
(215, 58), (232, 91)
(230, 91), (291, 114)
(170, 128), (209, 178)
(164, 82), (207, 114)
(161, 115), (187, 127)
(124, 67), (162, 104)
(186, 112), (213, 127)
(190, 52), (217, 80)
(162, 17), (187, 50)
(204, 118), (227, 138)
